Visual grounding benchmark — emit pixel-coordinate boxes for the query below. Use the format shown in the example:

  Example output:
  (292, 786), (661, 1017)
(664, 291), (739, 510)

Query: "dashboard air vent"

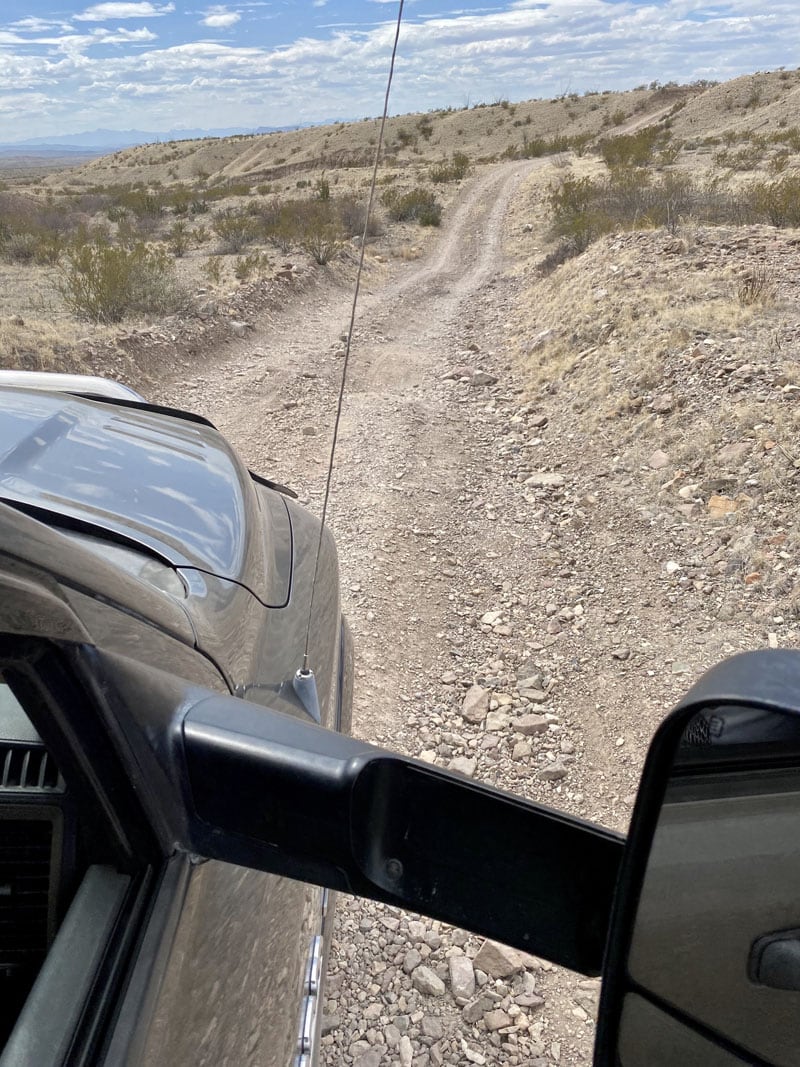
(0, 745), (63, 793)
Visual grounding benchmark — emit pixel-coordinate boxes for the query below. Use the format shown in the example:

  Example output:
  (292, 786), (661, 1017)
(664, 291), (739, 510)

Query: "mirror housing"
(595, 649), (800, 1066)
(80, 644), (624, 976)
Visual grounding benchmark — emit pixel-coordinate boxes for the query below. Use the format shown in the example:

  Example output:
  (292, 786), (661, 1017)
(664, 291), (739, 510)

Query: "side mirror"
(595, 649), (800, 1066)
(91, 645), (623, 977)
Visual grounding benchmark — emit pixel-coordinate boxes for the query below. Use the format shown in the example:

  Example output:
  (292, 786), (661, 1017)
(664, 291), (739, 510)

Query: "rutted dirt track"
(157, 160), (767, 1066)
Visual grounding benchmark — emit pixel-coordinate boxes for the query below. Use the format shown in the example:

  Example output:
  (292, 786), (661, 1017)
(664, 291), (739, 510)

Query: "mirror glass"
(620, 704), (800, 1067)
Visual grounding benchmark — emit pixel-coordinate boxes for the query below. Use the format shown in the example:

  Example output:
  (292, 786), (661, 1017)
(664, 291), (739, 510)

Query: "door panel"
(122, 859), (321, 1067)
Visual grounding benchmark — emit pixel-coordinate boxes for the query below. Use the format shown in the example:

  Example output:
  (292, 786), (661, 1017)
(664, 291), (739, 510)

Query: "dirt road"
(156, 157), (767, 1065)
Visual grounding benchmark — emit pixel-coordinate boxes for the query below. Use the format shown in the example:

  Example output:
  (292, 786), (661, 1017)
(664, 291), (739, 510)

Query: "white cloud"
(9, 17), (73, 32)
(74, 2), (174, 21)
(201, 7), (242, 28)
(91, 26), (159, 41)
(3, 0), (800, 141)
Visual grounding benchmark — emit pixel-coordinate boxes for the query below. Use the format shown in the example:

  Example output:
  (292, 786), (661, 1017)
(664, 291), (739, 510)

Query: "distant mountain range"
(0, 124), (314, 156)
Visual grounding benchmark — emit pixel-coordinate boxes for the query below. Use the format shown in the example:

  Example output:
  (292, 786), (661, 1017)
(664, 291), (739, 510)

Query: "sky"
(0, 0), (798, 142)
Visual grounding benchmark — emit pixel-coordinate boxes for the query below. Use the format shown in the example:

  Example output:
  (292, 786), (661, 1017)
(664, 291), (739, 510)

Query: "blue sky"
(0, 1), (797, 141)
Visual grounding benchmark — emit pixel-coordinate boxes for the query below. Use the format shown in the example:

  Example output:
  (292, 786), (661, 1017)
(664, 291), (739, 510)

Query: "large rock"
(448, 756), (477, 777)
(524, 472), (565, 489)
(449, 955), (476, 1002)
(515, 714), (549, 736)
(461, 685), (489, 723)
(473, 939), (528, 978)
(538, 761), (568, 782)
(483, 1009), (513, 1031)
(412, 965), (446, 996)
(518, 688), (548, 704)
(353, 1050), (384, 1067)
(462, 994), (497, 1024)
(485, 710), (511, 732)
(468, 370), (498, 387)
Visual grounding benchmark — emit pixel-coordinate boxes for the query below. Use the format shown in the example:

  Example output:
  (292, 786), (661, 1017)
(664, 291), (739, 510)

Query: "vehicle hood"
(0, 388), (251, 581)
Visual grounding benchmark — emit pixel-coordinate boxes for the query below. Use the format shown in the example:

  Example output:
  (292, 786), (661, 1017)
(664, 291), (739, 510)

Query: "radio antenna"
(294, 1), (405, 717)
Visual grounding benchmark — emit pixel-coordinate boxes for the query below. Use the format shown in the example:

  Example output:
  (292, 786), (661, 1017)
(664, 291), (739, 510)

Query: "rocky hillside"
(43, 69), (800, 191)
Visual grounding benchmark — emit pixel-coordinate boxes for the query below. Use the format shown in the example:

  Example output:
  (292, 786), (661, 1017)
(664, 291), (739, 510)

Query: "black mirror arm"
(181, 696), (624, 976)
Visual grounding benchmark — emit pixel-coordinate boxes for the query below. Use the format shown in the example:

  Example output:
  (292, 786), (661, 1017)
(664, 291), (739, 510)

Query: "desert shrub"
(202, 256), (224, 286)
(59, 240), (187, 323)
(315, 174), (331, 201)
(212, 207), (260, 253)
(737, 263), (776, 306)
(770, 126), (800, 152)
(713, 142), (767, 171)
(167, 221), (190, 257)
(744, 175), (800, 227)
(296, 203), (345, 264)
(512, 133), (591, 160)
(261, 199), (305, 252)
(170, 189), (193, 216)
(417, 117), (434, 141)
(234, 252), (270, 281)
(768, 150), (791, 175)
(396, 128), (414, 147)
(0, 233), (38, 264)
(336, 195), (382, 238)
(430, 152), (470, 183)
(600, 128), (666, 169)
(548, 175), (610, 250)
(546, 161), (770, 257)
(115, 189), (164, 219)
(381, 187), (442, 226)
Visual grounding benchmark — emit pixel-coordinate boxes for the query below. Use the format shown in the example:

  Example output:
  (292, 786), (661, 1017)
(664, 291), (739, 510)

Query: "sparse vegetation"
(430, 152), (470, 183)
(381, 187), (442, 226)
(1, 68), (800, 368)
(59, 240), (187, 323)
(737, 263), (776, 306)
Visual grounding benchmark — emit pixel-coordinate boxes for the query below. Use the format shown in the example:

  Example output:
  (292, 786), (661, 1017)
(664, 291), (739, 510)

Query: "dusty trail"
(159, 160), (541, 741)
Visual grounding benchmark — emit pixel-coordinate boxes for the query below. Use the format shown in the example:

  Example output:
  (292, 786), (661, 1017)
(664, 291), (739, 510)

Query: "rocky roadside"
(321, 228), (794, 1065)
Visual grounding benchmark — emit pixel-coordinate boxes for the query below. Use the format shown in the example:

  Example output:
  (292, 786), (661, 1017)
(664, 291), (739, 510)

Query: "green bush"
(544, 163), (766, 264)
(212, 207), (260, 253)
(296, 203), (345, 264)
(0, 233), (38, 264)
(417, 117), (434, 141)
(167, 220), (190, 257)
(115, 189), (164, 219)
(234, 252), (269, 281)
(336, 195), (382, 238)
(430, 152), (470, 183)
(548, 175), (611, 251)
(600, 128), (666, 169)
(59, 241), (187, 323)
(744, 175), (800, 227)
(382, 187), (442, 226)
(510, 133), (592, 160)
